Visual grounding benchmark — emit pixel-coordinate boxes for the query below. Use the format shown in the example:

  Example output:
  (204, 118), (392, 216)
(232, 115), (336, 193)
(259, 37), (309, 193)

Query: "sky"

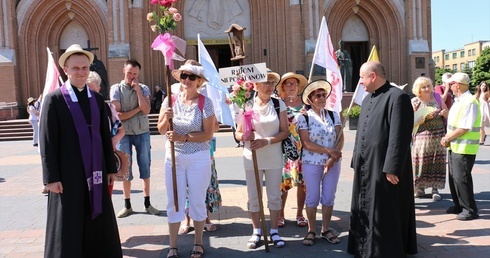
(431, 0), (490, 51)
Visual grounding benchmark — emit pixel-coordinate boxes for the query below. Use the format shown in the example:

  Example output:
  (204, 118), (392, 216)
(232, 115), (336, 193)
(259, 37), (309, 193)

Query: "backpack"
(272, 98), (300, 161)
(302, 109), (335, 127)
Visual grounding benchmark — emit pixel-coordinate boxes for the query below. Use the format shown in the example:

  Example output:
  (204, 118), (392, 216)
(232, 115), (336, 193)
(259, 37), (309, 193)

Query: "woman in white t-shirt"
(296, 80), (343, 246)
(235, 71), (289, 249)
(158, 60), (216, 258)
(27, 97), (39, 146)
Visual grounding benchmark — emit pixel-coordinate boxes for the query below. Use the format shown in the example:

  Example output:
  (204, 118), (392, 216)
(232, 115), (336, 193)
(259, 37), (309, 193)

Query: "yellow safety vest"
(447, 92), (481, 155)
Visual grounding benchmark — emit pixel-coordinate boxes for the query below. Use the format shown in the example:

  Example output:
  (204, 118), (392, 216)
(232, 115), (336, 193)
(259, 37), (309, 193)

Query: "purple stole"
(61, 84), (103, 219)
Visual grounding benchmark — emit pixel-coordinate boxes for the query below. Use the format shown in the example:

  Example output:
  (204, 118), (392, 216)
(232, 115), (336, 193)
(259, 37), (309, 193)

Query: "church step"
(0, 115), (232, 141)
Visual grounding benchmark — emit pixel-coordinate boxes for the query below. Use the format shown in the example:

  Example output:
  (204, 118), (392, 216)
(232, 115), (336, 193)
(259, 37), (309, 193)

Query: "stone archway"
(16, 0), (108, 101)
(326, 0), (407, 84)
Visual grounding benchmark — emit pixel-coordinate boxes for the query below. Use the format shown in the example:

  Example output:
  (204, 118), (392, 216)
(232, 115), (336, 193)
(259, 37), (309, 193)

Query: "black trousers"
(448, 151), (478, 214)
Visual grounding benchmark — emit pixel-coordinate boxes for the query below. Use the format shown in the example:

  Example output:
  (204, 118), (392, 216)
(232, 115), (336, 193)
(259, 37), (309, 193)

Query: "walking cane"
(165, 66), (179, 212)
(251, 149), (270, 252)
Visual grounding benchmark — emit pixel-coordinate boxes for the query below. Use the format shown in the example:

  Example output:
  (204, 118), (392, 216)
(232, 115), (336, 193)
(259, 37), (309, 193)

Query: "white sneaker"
(145, 205), (160, 215)
(432, 188), (441, 201)
(117, 207), (133, 218)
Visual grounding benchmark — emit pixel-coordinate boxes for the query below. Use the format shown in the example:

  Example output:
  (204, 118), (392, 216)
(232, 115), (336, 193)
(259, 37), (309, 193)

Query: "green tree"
(472, 47), (490, 87)
(434, 67), (456, 85)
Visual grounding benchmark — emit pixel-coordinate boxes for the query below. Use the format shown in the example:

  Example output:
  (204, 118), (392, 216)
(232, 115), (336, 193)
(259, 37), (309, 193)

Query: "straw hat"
(58, 44), (94, 67)
(277, 72), (307, 98)
(27, 97), (35, 105)
(302, 80), (332, 105)
(171, 60), (208, 83)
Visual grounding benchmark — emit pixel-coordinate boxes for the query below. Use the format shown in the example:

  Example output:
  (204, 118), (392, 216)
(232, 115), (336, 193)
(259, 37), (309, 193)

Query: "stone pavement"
(0, 130), (489, 258)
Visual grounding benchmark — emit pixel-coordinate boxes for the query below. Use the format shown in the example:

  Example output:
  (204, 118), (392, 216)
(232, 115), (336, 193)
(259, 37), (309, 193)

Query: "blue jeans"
(117, 132), (151, 180)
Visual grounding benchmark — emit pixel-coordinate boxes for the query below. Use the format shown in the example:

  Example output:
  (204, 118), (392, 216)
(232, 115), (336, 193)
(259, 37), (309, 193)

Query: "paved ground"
(0, 129), (489, 258)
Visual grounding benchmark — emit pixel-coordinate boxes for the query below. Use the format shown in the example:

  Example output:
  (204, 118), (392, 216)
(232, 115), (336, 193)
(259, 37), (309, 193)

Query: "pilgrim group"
(38, 43), (488, 258)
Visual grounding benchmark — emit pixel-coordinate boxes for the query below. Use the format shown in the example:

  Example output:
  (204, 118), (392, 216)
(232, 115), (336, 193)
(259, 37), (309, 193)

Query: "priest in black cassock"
(40, 44), (122, 258)
(347, 61), (417, 258)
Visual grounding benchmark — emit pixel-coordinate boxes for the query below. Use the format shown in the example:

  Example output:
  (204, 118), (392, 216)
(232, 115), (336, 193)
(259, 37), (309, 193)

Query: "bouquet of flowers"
(147, 0), (181, 33)
(230, 77), (255, 109)
(148, 0), (186, 69)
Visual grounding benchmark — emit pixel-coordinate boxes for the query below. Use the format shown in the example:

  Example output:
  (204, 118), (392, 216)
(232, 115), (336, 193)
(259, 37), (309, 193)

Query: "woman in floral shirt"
(297, 80), (343, 246)
(276, 72), (308, 228)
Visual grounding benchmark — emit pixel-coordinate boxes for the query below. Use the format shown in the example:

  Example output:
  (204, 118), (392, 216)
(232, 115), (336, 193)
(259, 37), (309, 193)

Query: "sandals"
(190, 244), (204, 258)
(204, 223), (217, 232)
(167, 247), (179, 258)
(178, 225), (191, 235)
(246, 234), (261, 249)
(302, 231), (316, 246)
(296, 216), (308, 227)
(278, 217), (286, 228)
(321, 230), (340, 244)
(270, 232), (285, 248)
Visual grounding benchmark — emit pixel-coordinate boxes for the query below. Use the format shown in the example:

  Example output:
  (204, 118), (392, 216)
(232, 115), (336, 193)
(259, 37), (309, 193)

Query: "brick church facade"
(0, 0), (433, 119)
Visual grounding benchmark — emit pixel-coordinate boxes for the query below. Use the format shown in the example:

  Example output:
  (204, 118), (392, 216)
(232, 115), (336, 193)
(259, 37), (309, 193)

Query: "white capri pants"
(245, 168), (282, 212)
(303, 161), (341, 207)
(165, 150), (211, 223)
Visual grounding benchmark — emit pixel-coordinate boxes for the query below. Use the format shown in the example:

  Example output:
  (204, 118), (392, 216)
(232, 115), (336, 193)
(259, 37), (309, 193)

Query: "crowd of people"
(36, 43), (489, 258)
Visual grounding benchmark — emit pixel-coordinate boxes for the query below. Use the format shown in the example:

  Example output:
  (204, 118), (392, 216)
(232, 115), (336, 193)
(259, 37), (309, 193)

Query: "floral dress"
(411, 97), (446, 190)
(281, 104), (304, 192)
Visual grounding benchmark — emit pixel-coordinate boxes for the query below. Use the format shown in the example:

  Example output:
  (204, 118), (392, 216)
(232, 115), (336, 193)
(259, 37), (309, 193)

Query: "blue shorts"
(117, 132), (151, 180)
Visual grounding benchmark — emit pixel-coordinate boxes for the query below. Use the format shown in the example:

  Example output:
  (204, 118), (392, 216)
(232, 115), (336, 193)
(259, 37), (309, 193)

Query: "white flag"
(42, 48), (61, 108)
(197, 35), (235, 127)
(312, 16), (343, 113)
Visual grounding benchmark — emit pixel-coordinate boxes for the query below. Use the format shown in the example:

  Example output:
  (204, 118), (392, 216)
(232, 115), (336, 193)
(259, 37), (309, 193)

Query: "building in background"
(432, 40), (490, 71)
(1, 0), (432, 119)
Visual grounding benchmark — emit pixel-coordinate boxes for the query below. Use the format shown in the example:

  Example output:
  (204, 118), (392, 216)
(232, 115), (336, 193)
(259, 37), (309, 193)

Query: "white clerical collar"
(65, 80), (92, 102)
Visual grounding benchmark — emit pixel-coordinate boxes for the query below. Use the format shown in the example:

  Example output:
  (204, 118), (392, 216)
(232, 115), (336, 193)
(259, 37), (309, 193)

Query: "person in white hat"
(157, 59), (216, 258)
(434, 72), (453, 109)
(275, 72), (309, 229)
(441, 72), (481, 221)
(39, 43), (122, 257)
(234, 70), (289, 249)
(296, 80), (343, 246)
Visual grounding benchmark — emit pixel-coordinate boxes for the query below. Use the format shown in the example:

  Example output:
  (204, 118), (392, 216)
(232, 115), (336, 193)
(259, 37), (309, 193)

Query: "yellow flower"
(147, 12), (154, 21)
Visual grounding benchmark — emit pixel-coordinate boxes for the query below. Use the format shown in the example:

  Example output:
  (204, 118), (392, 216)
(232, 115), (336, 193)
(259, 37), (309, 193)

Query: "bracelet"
(266, 137), (271, 145)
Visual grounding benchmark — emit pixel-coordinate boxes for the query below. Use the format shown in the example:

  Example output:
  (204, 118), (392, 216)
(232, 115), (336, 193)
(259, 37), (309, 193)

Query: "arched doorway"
(341, 15), (370, 92)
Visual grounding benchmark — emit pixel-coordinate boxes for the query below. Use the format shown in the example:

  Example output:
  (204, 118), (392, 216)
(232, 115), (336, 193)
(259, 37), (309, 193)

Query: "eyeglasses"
(180, 73), (199, 81)
(312, 93), (328, 99)
(262, 81), (277, 86)
(283, 82), (299, 87)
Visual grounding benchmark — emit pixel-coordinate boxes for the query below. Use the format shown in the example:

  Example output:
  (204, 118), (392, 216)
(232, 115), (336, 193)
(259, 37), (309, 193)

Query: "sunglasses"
(312, 93), (328, 99)
(180, 73), (199, 81)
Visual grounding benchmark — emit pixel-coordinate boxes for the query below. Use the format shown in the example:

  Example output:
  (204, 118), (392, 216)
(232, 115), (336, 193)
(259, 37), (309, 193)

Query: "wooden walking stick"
(165, 65), (179, 212)
(251, 149), (270, 252)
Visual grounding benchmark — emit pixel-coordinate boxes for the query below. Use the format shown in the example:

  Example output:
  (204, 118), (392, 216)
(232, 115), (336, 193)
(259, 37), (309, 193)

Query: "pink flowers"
(230, 77), (256, 109)
(150, 0), (177, 8)
(148, 0), (181, 34)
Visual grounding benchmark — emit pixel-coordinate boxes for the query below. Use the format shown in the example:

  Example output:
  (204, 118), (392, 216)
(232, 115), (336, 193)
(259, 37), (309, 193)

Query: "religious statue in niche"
(335, 40), (353, 92)
(233, 36), (244, 57)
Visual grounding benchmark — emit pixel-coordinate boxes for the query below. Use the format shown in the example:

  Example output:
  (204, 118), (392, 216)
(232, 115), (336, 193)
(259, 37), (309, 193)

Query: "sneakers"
(456, 211), (479, 221)
(145, 205), (160, 215)
(117, 207), (133, 218)
(431, 188), (441, 201)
